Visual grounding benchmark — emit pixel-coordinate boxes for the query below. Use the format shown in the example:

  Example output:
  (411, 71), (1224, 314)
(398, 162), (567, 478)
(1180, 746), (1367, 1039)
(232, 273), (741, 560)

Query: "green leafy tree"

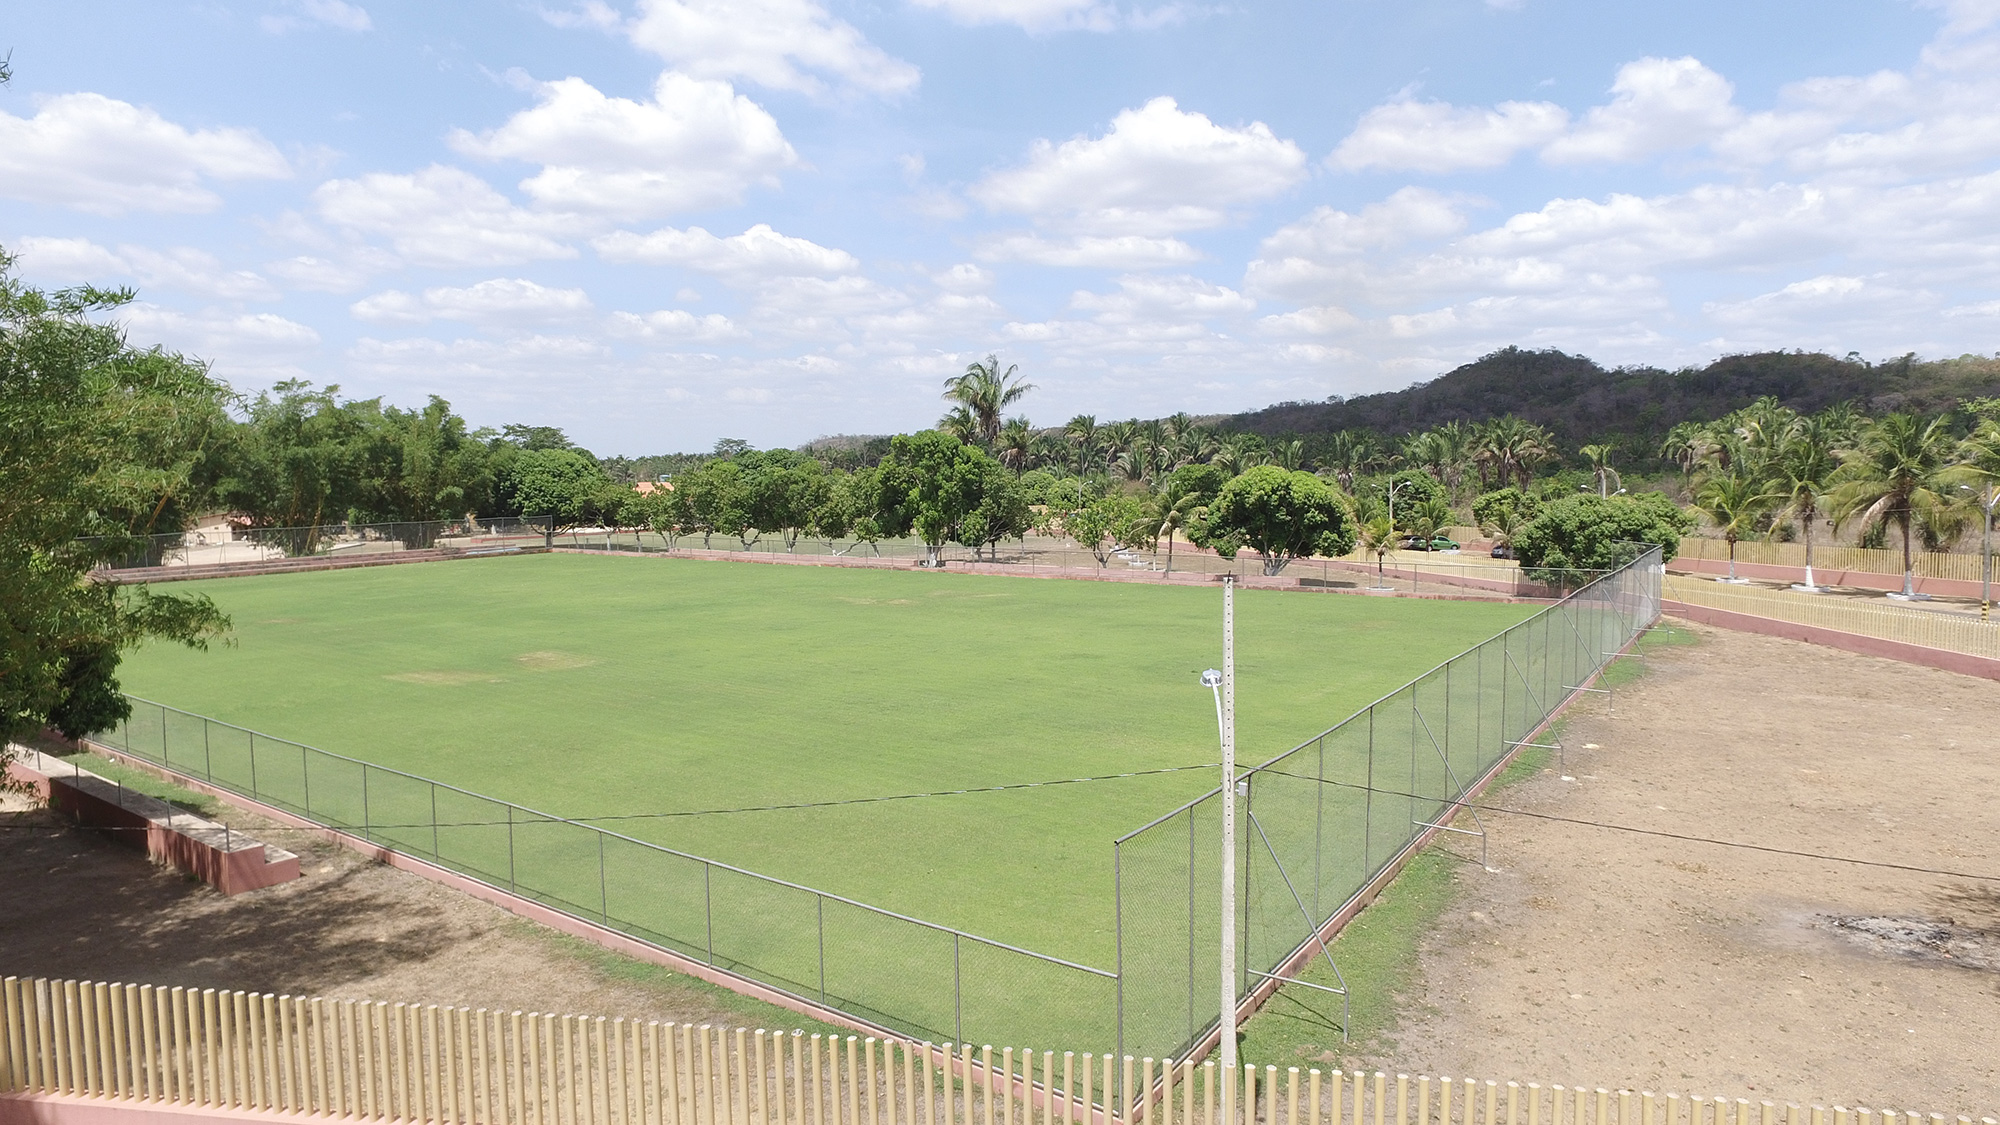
(1204, 466), (1357, 575)
(875, 431), (997, 567)
(1063, 494), (1143, 567)
(1512, 492), (1692, 584)
(1827, 413), (1960, 598)
(502, 448), (607, 527)
(957, 462), (1034, 560)
(1, 251), (232, 744)
(1472, 487), (1537, 532)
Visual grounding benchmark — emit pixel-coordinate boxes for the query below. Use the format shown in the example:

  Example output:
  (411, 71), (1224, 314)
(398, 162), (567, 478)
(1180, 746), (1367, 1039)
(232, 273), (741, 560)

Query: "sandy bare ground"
(0, 794), (832, 1032)
(1374, 623), (2000, 1116)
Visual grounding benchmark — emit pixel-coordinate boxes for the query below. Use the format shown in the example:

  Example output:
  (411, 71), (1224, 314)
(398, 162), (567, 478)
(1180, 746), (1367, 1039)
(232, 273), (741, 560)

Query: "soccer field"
(115, 554), (1536, 1033)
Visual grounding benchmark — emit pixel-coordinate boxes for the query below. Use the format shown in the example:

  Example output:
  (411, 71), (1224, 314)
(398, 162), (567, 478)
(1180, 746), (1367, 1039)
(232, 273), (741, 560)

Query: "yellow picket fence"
(1661, 574), (2000, 659)
(3, 977), (1993, 1125)
(1675, 538), (1990, 584)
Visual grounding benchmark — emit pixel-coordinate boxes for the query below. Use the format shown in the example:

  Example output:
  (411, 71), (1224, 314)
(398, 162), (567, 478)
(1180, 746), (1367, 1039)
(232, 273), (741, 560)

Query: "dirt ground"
(1376, 623), (2000, 1116)
(0, 787), (839, 1034)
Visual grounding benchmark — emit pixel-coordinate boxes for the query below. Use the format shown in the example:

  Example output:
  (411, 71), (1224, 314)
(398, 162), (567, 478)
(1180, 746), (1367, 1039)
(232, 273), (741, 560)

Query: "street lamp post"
(1199, 574), (1238, 1080)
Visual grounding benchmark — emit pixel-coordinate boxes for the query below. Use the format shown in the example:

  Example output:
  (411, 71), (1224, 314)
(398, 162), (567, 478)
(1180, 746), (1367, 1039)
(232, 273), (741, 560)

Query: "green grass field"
(114, 553), (1538, 1044)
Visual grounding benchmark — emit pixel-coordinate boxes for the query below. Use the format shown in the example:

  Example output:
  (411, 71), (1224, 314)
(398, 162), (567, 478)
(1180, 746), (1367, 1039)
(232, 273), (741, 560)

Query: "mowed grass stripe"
(116, 553), (1536, 964)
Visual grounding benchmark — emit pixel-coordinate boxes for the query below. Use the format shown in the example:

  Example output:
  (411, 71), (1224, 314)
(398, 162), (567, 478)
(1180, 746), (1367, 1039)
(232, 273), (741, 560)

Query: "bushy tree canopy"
(1512, 492), (1691, 583)
(1204, 466), (1357, 575)
(1, 253), (231, 739)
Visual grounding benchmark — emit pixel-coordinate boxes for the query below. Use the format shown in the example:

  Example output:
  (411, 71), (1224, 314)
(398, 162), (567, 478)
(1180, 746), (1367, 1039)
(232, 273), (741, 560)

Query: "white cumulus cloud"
(450, 73), (798, 221)
(623, 0), (919, 96)
(971, 97), (1308, 235)
(592, 224), (858, 282)
(14, 236), (279, 301)
(311, 165), (580, 268)
(1330, 99), (1569, 173)
(607, 308), (747, 341)
(350, 278), (595, 328)
(1542, 56), (1741, 164)
(0, 93), (289, 215)
(974, 232), (1203, 268)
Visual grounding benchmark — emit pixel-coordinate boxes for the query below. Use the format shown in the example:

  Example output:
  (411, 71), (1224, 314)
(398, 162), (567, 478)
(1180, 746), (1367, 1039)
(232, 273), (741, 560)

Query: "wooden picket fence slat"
(2, 977), (1992, 1125)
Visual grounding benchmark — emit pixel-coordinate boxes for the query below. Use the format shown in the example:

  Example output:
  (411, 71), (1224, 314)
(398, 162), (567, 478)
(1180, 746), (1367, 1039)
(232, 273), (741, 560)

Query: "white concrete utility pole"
(1219, 575), (1237, 1074)
(1200, 575), (1239, 1083)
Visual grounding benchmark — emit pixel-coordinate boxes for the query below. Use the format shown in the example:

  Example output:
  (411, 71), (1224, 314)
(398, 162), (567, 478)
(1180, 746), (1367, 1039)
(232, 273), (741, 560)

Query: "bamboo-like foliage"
(7, 976), (1988, 1125)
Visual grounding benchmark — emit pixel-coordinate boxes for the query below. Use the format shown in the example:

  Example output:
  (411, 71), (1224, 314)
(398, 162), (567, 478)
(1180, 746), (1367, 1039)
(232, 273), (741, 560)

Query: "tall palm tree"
(1769, 418), (1839, 591)
(1578, 444), (1621, 497)
(1270, 439), (1305, 471)
(1944, 417), (2000, 617)
(941, 355), (1034, 446)
(1828, 413), (1960, 599)
(1692, 468), (1775, 582)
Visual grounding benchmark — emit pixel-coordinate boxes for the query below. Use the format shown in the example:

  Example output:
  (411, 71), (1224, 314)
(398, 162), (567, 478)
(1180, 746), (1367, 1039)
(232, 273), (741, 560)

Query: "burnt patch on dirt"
(1821, 915), (2000, 972)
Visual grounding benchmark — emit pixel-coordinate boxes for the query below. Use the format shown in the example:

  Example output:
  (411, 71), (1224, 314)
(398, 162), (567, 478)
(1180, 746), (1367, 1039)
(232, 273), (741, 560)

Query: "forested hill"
(1226, 347), (2000, 449)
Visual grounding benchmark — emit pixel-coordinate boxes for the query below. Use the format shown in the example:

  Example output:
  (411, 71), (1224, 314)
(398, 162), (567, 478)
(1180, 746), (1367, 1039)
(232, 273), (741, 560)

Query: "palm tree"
(1359, 516), (1397, 588)
(937, 405), (979, 445)
(995, 416), (1034, 472)
(1944, 418), (2000, 616)
(1063, 414), (1099, 506)
(1692, 469), (1775, 582)
(1828, 413), (1960, 599)
(1479, 502), (1524, 559)
(1658, 422), (1706, 487)
(941, 355), (1034, 446)
(1579, 444), (1621, 497)
(1321, 430), (1379, 493)
(1769, 418), (1839, 591)
(1151, 486), (1205, 574)
(1270, 439), (1305, 471)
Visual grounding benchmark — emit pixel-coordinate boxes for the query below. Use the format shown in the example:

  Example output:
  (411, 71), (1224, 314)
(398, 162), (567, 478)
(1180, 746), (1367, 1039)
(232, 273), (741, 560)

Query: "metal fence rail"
(96, 698), (1114, 1050)
(1676, 536), (1989, 583)
(1661, 572), (2000, 659)
(1111, 546), (1663, 1065)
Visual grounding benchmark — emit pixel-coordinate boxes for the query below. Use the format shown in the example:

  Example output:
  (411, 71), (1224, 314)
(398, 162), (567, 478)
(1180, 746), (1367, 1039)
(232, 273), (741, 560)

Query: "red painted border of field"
(1661, 599), (2000, 681)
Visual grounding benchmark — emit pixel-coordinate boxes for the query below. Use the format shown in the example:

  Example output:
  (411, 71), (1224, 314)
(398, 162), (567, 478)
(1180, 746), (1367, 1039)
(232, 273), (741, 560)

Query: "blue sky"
(4, 0), (1997, 453)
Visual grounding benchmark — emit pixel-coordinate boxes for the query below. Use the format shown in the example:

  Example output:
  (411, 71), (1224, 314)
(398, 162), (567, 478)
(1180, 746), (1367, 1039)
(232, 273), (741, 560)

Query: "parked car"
(1401, 535), (1460, 552)
(1490, 543), (1514, 559)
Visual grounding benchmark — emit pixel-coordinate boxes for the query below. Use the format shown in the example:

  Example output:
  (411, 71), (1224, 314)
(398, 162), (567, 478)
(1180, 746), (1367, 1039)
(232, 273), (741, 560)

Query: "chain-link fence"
(1112, 545), (1663, 1064)
(96, 700), (1116, 1050)
(90, 516), (557, 571)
